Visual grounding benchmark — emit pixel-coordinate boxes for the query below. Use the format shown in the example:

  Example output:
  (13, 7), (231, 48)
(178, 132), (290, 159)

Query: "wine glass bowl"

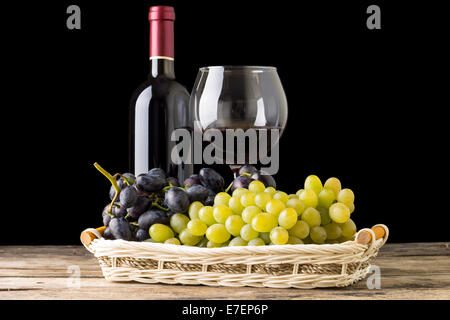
(190, 66), (288, 172)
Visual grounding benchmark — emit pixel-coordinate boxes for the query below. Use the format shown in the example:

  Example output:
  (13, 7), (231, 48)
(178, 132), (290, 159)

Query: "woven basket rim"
(85, 225), (389, 258)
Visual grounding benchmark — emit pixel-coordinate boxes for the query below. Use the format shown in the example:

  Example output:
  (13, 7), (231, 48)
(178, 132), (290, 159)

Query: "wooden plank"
(0, 244), (449, 300)
(0, 277), (449, 300)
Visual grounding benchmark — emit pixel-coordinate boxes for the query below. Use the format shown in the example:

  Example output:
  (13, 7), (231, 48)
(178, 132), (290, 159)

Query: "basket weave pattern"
(84, 225), (388, 288)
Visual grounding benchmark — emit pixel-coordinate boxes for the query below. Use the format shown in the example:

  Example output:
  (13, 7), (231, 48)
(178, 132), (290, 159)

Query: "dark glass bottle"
(129, 6), (192, 182)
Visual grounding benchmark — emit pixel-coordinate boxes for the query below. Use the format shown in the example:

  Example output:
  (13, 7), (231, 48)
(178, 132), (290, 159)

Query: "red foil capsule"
(149, 6), (175, 59)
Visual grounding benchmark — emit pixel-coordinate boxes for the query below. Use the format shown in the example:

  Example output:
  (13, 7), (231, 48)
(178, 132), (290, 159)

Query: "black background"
(2, 0), (448, 245)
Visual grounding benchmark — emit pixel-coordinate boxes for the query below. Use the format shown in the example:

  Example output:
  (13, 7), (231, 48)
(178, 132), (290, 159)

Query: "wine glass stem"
(229, 165), (241, 179)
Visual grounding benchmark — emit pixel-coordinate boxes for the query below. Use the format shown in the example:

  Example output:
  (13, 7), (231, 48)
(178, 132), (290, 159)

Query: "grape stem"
(225, 181), (234, 193)
(151, 202), (170, 212)
(94, 162), (121, 214)
(162, 182), (173, 192)
(117, 174), (136, 187)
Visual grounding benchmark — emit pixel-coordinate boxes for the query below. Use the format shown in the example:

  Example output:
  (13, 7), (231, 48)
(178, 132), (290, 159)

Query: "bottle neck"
(149, 58), (175, 79)
(149, 17), (175, 79)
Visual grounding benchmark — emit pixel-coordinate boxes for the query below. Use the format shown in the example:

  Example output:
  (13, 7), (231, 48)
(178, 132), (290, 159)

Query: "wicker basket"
(82, 224), (388, 289)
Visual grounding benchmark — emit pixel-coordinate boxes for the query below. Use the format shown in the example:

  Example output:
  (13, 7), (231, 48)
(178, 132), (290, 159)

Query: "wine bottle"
(129, 6), (192, 182)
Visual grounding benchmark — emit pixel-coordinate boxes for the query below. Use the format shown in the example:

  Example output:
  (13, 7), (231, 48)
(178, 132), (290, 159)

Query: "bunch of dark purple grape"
(96, 163), (225, 242)
(230, 165), (277, 192)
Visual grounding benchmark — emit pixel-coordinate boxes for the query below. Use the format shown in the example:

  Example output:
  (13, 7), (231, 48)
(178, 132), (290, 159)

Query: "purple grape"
(119, 186), (138, 208)
(199, 168), (224, 193)
(186, 184), (209, 202)
(103, 227), (113, 240)
(109, 217), (132, 240)
(231, 175), (254, 191)
(166, 177), (179, 187)
(148, 168), (166, 179)
(127, 196), (151, 219)
(184, 174), (200, 187)
(251, 171), (277, 189)
(136, 174), (167, 193)
(135, 228), (150, 241)
(204, 195), (215, 206)
(164, 187), (190, 213)
(104, 204), (127, 218)
(109, 173), (136, 200)
(138, 209), (168, 230)
(238, 165), (258, 177)
(102, 205), (112, 226)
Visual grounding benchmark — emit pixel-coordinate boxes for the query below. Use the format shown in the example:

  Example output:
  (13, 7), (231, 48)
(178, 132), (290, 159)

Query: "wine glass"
(190, 66), (288, 177)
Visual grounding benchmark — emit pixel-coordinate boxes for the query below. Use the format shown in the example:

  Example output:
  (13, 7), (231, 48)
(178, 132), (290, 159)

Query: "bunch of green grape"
(146, 175), (357, 246)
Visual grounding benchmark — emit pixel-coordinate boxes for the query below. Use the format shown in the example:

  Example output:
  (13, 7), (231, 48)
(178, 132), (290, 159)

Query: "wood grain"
(0, 243), (449, 300)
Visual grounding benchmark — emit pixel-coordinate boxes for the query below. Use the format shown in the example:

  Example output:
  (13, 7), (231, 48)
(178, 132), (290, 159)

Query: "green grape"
(288, 194), (298, 199)
(213, 205), (233, 224)
(187, 218), (208, 236)
(149, 224), (174, 243)
(228, 236), (248, 246)
(248, 180), (266, 194)
(248, 237), (265, 246)
(278, 208), (298, 229)
(296, 189), (304, 198)
(310, 226), (327, 244)
(264, 187), (277, 196)
(265, 199), (286, 217)
(188, 201), (203, 220)
(288, 220), (310, 239)
(207, 241), (223, 248)
(299, 189), (318, 208)
(286, 198), (306, 216)
(324, 177), (342, 197)
(206, 224), (230, 243)
(301, 207), (321, 227)
(164, 237), (181, 245)
(287, 236), (304, 244)
(259, 232), (271, 244)
(318, 207), (331, 225)
(229, 196), (245, 215)
(214, 192), (231, 207)
(302, 236), (312, 244)
(179, 228), (202, 245)
(337, 188), (355, 207)
(273, 191), (289, 203)
(242, 206), (261, 224)
(198, 206), (216, 226)
(251, 212), (278, 232)
(221, 240), (231, 247)
(323, 223), (342, 240)
(240, 192), (256, 207)
(348, 202), (355, 214)
(170, 213), (190, 234)
(255, 192), (272, 210)
(270, 227), (289, 245)
(304, 174), (323, 195)
(240, 224), (259, 241)
(196, 237), (209, 247)
(329, 203), (350, 223)
(225, 215), (245, 236)
(337, 235), (354, 243)
(318, 188), (336, 209)
(232, 187), (249, 198)
(339, 218), (357, 238)
(325, 239), (340, 244)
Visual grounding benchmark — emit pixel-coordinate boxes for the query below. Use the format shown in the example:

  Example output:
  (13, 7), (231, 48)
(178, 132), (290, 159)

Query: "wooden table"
(0, 243), (449, 300)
